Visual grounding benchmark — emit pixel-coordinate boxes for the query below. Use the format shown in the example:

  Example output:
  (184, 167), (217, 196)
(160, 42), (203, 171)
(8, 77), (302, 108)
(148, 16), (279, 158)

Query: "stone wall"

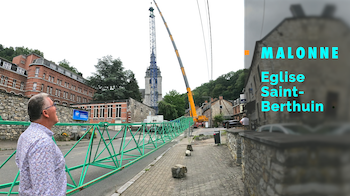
(128, 98), (155, 123)
(0, 91), (87, 140)
(238, 132), (350, 196)
(226, 128), (245, 165)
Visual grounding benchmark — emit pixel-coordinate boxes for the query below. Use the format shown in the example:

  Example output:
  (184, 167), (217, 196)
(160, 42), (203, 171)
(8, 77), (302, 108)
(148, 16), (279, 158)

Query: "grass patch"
(145, 168), (150, 171)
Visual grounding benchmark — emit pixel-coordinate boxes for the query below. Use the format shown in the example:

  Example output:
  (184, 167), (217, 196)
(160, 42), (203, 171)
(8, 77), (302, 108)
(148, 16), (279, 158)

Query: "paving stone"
(121, 134), (243, 196)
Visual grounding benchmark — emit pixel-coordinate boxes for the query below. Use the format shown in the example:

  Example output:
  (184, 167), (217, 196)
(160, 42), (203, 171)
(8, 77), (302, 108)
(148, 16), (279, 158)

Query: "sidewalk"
(117, 131), (244, 196)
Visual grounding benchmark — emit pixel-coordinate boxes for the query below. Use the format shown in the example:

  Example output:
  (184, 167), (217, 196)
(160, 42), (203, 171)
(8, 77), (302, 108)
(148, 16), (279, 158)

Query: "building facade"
(72, 98), (156, 124)
(143, 66), (162, 107)
(0, 57), (27, 96)
(0, 54), (95, 106)
(244, 15), (350, 128)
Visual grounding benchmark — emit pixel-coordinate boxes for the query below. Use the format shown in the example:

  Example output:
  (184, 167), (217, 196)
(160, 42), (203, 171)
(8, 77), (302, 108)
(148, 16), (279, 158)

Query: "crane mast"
(149, 6), (159, 113)
(152, 0), (208, 123)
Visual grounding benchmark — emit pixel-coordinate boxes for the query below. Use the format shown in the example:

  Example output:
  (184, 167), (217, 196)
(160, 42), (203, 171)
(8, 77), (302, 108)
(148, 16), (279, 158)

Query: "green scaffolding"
(0, 116), (193, 195)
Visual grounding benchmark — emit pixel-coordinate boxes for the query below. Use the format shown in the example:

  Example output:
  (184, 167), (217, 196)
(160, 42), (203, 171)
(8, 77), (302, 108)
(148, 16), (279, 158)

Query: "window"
(55, 89), (58, 96)
(50, 87), (53, 95)
(271, 126), (284, 133)
(260, 126), (270, 132)
(20, 60), (25, 64)
(47, 86), (50, 93)
(54, 100), (60, 105)
(12, 79), (16, 88)
(100, 105), (105, 118)
(94, 106), (99, 118)
(49, 75), (51, 81)
(116, 104), (121, 118)
(4, 77), (8, 86)
(72, 94), (75, 101)
(20, 82), (24, 90)
(0, 76), (4, 85)
(43, 73), (46, 79)
(35, 67), (40, 77)
(58, 90), (61, 97)
(87, 106), (92, 117)
(33, 82), (37, 91)
(66, 92), (68, 99)
(57, 79), (60, 84)
(52, 77), (54, 82)
(41, 84), (44, 92)
(108, 105), (113, 118)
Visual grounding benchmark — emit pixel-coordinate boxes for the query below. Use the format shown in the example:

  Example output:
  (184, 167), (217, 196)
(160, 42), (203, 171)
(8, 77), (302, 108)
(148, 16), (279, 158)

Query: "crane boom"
(153, 0), (208, 123)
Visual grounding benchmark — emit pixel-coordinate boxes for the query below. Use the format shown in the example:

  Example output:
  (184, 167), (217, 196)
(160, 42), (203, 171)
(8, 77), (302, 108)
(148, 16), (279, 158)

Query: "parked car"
(256, 124), (312, 135)
(225, 120), (241, 128)
(313, 123), (350, 135)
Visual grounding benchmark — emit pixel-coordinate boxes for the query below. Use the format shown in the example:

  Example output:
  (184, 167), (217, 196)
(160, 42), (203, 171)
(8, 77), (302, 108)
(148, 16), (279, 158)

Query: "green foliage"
(185, 69), (249, 109)
(0, 44), (44, 61)
(87, 55), (142, 102)
(58, 59), (83, 76)
(213, 114), (224, 127)
(158, 90), (185, 120)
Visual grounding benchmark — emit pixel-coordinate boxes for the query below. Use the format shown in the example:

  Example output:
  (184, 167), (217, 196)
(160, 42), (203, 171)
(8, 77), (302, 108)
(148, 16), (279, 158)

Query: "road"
(0, 131), (183, 196)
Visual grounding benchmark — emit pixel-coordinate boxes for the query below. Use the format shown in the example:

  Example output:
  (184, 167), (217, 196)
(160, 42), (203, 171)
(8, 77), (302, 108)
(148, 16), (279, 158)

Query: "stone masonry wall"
(240, 134), (350, 196)
(128, 98), (155, 123)
(0, 91), (87, 140)
(226, 129), (245, 165)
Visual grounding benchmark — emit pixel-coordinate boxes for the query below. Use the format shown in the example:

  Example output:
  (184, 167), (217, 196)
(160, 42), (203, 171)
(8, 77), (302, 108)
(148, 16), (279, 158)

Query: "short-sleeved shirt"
(15, 123), (67, 196)
(240, 117), (249, 126)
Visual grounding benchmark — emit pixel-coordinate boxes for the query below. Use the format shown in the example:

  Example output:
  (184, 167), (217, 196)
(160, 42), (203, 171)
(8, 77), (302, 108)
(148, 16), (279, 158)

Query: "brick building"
(0, 54), (95, 106)
(0, 57), (27, 96)
(72, 98), (156, 124)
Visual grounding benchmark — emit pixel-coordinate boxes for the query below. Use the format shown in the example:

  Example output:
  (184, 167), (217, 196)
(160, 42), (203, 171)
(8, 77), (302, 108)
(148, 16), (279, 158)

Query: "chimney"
(205, 100), (208, 104)
(211, 98), (214, 102)
(290, 4), (305, 18)
(321, 4), (335, 18)
(219, 96), (223, 100)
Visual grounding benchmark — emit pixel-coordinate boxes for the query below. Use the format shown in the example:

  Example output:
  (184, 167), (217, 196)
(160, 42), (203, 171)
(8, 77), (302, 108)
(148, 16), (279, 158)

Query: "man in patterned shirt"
(16, 93), (67, 195)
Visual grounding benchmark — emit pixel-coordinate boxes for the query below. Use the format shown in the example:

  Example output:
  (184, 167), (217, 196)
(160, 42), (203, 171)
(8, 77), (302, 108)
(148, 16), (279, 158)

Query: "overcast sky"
(1, 0), (244, 96)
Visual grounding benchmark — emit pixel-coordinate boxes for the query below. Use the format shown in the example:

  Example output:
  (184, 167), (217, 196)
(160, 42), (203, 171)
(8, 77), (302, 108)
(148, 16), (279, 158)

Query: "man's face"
(44, 97), (59, 124)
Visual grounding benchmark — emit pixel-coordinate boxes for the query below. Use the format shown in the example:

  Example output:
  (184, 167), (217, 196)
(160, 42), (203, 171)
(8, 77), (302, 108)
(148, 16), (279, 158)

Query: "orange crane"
(152, 1), (209, 125)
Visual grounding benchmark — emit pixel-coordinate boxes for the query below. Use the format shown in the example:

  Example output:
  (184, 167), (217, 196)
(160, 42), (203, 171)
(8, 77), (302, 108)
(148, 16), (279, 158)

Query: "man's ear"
(42, 110), (49, 118)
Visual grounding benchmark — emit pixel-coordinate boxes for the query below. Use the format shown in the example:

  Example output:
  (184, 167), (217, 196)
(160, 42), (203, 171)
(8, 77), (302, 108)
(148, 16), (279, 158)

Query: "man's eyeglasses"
(42, 103), (56, 113)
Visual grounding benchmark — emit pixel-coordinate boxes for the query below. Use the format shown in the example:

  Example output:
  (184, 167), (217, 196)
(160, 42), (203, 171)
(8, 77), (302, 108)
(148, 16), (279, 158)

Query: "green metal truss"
(0, 117), (193, 195)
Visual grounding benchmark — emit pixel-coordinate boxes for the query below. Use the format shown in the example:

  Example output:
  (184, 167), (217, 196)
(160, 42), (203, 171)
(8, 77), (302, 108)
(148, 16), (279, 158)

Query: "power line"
(260, 0), (266, 39)
(207, 0), (213, 81)
(196, 0), (210, 82)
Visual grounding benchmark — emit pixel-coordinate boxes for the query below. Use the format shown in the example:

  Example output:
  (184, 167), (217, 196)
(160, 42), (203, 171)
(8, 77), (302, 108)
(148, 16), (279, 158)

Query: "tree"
(58, 59), (83, 76)
(158, 90), (186, 120)
(0, 45), (44, 61)
(158, 101), (178, 120)
(87, 55), (141, 102)
(125, 70), (142, 102)
(213, 114), (224, 127)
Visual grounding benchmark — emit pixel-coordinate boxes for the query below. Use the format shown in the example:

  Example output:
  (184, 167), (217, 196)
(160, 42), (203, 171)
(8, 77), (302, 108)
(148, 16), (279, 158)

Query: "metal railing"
(0, 117), (193, 195)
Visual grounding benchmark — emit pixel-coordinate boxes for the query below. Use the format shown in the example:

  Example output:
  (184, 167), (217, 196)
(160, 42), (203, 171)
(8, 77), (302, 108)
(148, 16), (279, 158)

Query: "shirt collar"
(30, 122), (54, 137)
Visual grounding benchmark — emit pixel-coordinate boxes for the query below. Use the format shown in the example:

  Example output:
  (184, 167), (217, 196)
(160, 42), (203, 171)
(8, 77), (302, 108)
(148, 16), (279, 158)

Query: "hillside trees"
(0, 44), (44, 61)
(58, 59), (83, 76)
(186, 69), (248, 109)
(158, 90), (186, 120)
